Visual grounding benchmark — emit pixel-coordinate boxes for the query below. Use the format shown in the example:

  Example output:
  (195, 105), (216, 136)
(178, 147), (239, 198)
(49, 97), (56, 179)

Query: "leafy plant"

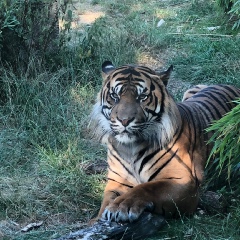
(217, 0), (240, 30)
(217, 0), (235, 12)
(229, 0), (240, 29)
(206, 99), (240, 182)
(0, 0), (72, 70)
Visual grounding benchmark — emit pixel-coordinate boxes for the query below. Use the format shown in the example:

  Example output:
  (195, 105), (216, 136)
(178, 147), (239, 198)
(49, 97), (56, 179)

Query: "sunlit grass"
(155, 8), (177, 19)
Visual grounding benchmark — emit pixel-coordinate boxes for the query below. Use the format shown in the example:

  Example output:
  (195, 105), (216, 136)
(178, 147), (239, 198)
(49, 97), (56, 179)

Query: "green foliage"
(217, 0), (235, 11)
(217, 0), (240, 30)
(206, 99), (240, 181)
(229, 0), (240, 29)
(0, 0), (70, 69)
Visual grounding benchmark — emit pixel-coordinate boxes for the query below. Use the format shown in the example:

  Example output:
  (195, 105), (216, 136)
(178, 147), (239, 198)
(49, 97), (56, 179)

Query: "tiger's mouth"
(114, 129), (134, 137)
(114, 130), (137, 144)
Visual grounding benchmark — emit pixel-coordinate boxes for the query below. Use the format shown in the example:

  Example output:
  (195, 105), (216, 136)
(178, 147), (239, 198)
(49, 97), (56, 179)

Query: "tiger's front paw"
(101, 195), (154, 222)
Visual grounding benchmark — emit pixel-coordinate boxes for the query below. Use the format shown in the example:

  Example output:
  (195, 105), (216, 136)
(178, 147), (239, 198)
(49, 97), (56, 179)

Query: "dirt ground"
(67, 0), (191, 98)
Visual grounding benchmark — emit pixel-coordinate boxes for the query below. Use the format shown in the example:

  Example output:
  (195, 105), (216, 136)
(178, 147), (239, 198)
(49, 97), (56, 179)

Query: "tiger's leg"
(94, 181), (132, 222)
(101, 180), (199, 222)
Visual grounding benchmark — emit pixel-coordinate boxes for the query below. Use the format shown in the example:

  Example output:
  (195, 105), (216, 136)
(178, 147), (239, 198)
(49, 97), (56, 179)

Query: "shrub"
(229, 0), (240, 29)
(206, 99), (240, 191)
(0, 0), (68, 70)
(217, 0), (240, 30)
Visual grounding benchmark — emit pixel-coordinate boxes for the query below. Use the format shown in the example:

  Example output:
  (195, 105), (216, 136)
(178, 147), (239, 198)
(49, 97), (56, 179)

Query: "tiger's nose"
(117, 117), (134, 126)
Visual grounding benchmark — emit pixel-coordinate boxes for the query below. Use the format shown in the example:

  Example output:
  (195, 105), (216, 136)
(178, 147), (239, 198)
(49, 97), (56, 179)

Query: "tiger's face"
(91, 61), (178, 146)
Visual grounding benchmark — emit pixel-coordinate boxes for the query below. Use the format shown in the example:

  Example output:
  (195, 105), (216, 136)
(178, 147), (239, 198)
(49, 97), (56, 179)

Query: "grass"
(0, 0), (239, 239)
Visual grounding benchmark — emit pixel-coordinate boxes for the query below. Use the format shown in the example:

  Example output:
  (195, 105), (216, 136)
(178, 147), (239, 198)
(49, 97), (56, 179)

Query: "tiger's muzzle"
(110, 92), (146, 143)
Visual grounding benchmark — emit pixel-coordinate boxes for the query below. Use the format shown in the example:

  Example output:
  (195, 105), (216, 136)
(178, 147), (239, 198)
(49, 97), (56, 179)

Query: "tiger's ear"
(155, 65), (173, 86)
(102, 61), (115, 81)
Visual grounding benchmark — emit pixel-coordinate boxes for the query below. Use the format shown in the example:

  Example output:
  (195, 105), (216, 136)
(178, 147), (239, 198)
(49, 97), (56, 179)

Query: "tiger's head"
(91, 61), (180, 148)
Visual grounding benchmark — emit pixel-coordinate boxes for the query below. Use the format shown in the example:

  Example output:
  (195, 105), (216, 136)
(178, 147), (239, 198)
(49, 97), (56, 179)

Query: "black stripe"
(196, 101), (217, 120)
(108, 165), (122, 177)
(162, 177), (182, 180)
(147, 147), (173, 171)
(175, 153), (195, 182)
(150, 82), (155, 91)
(102, 105), (112, 110)
(148, 124), (184, 171)
(188, 90), (198, 95)
(193, 92), (228, 113)
(204, 100), (223, 119)
(148, 150), (178, 181)
(140, 71), (153, 80)
(221, 85), (240, 97)
(139, 148), (160, 174)
(131, 82), (144, 88)
(153, 95), (159, 113)
(142, 87), (148, 93)
(112, 67), (130, 78)
(132, 77), (145, 82)
(114, 83), (124, 90)
(202, 86), (235, 107)
(115, 77), (130, 82)
(205, 92), (228, 112)
(131, 68), (143, 77)
(145, 107), (159, 117)
(155, 87), (165, 121)
(109, 151), (133, 176)
(191, 93), (207, 99)
(193, 90), (229, 112)
(138, 66), (155, 74)
(189, 104), (201, 143)
(195, 103), (211, 124)
(110, 190), (120, 197)
(134, 147), (148, 164)
(107, 178), (133, 188)
(108, 166), (121, 177)
(178, 104), (194, 151)
(218, 86), (240, 107)
(146, 91), (153, 106)
(183, 104), (197, 153)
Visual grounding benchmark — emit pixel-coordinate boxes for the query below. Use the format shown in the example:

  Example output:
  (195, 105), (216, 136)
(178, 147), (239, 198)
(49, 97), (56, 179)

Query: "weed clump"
(206, 99), (240, 192)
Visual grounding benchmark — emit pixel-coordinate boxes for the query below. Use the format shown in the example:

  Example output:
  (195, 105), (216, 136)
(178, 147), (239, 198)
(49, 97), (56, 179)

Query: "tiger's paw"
(101, 195), (154, 222)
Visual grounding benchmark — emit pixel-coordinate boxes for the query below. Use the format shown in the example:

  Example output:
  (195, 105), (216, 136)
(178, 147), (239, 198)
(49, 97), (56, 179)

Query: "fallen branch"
(167, 32), (236, 38)
(21, 221), (43, 232)
(56, 212), (166, 240)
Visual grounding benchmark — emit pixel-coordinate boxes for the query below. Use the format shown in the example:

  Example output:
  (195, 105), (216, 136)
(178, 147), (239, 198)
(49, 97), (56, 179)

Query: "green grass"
(0, 0), (240, 239)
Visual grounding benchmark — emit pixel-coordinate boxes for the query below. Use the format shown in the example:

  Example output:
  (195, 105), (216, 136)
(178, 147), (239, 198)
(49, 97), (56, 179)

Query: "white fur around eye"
(105, 65), (114, 69)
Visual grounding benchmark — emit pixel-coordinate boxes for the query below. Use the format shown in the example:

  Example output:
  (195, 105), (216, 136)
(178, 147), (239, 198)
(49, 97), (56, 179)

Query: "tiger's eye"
(110, 92), (119, 102)
(138, 94), (148, 101)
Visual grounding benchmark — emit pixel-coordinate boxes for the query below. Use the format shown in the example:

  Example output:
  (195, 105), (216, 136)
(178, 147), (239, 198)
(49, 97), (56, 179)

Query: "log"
(56, 212), (166, 240)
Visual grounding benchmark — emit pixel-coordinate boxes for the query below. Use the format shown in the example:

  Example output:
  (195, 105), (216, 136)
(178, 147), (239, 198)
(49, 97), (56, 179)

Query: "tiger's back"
(177, 84), (240, 182)
(91, 61), (240, 223)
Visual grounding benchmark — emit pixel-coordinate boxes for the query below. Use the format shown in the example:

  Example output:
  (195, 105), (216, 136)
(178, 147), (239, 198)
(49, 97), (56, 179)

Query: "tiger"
(90, 61), (240, 223)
